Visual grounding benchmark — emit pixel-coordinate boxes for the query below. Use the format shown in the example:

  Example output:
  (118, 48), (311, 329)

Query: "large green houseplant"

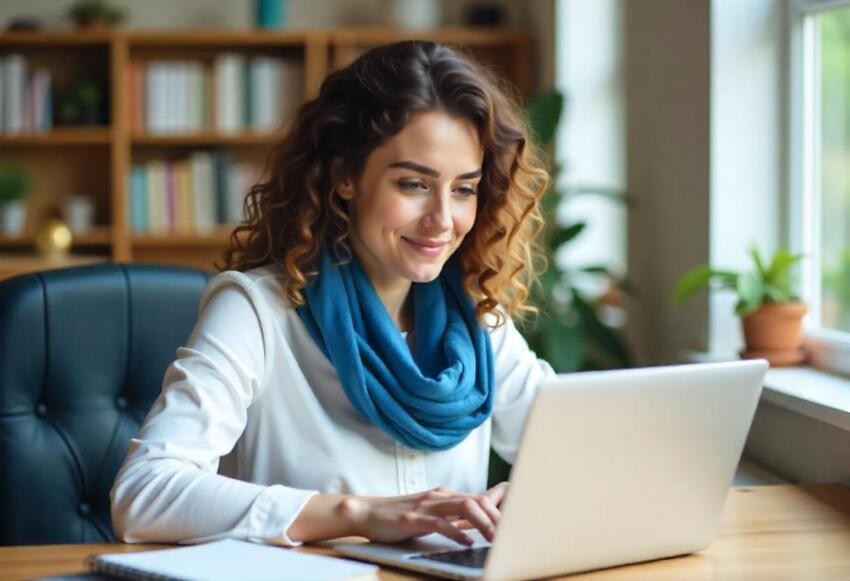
(488, 90), (633, 485)
(519, 90), (633, 373)
(672, 246), (807, 366)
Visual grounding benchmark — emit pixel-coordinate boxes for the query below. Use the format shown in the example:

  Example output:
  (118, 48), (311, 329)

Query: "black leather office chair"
(0, 264), (211, 545)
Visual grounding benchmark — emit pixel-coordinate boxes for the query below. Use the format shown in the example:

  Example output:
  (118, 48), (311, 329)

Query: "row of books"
(127, 55), (304, 134)
(0, 54), (52, 134)
(128, 150), (261, 234)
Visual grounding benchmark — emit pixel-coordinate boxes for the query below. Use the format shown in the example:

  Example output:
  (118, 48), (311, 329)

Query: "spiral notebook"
(86, 539), (378, 581)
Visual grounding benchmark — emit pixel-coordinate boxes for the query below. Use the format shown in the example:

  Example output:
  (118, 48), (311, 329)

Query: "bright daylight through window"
(815, 6), (850, 336)
(799, 1), (850, 365)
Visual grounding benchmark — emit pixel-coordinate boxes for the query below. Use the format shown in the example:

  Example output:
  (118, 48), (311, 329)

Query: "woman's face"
(337, 110), (483, 296)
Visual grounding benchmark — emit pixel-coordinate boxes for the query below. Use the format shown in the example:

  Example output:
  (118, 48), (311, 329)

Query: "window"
(791, 0), (850, 376)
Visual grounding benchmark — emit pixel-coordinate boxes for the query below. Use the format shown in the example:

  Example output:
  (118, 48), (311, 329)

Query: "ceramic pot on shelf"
(0, 200), (27, 236)
(740, 301), (808, 367)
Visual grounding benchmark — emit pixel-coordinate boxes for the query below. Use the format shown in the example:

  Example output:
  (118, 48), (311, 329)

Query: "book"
(3, 54), (25, 134)
(86, 539), (378, 581)
(215, 53), (246, 133)
(129, 165), (149, 233)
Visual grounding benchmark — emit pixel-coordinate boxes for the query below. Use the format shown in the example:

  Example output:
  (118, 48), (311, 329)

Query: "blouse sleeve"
(489, 315), (556, 464)
(110, 273), (317, 546)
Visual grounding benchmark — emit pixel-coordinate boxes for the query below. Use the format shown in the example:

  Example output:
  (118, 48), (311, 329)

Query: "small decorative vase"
(255, 0), (286, 28)
(0, 200), (27, 235)
(740, 301), (808, 367)
(63, 196), (95, 233)
(386, 0), (441, 29)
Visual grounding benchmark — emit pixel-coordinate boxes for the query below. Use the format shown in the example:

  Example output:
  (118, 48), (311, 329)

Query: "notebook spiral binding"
(86, 554), (177, 581)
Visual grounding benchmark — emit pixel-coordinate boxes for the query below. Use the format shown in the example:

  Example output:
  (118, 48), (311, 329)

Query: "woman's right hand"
(340, 486), (502, 545)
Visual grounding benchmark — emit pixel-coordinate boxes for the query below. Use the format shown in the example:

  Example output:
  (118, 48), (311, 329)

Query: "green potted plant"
(67, 0), (126, 29)
(76, 80), (105, 125)
(58, 80), (106, 126)
(0, 166), (31, 235)
(672, 246), (807, 366)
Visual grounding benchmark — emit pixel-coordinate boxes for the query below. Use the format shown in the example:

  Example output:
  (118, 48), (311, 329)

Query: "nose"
(425, 189), (453, 231)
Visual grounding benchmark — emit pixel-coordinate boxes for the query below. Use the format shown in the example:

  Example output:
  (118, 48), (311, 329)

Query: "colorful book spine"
(214, 53), (245, 133)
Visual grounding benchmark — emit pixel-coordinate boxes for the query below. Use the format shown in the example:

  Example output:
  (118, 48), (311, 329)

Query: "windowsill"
(762, 366), (850, 431)
(684, 351), (850, 431)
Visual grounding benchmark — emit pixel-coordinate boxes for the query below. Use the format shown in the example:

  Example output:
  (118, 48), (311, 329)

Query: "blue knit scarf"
(297, 248), (494, 451)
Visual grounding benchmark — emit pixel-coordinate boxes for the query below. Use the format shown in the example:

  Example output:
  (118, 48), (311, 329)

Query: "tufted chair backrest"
(0, 264), (211, 545)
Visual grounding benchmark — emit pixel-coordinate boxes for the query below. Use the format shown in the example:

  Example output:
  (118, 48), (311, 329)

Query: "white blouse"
(110, 266), (555, 546)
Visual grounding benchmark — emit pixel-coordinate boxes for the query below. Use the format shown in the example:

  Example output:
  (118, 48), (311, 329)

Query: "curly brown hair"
(223, 40), (549, 328)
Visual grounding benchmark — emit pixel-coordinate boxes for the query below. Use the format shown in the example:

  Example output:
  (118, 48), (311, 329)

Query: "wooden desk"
(2, 484), (849, 581)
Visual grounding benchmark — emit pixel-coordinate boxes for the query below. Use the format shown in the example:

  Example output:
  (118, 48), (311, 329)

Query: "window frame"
(789, 0), (850, 377)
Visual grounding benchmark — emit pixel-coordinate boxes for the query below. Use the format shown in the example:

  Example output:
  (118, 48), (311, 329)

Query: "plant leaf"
(671, 265), (714, 304)
(763, 283), (790, 303)
(550, 222), (586, 250)
(750, 246), (768, 278)
(541, 315), (584, 372)
(736, 272), (764, 314)
(571, 289), (631, 368)
(528, 90), (564, 147)
(766, 249), (803, 286)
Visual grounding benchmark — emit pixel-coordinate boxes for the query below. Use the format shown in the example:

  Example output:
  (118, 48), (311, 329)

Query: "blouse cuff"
(247, 485), (318, 546)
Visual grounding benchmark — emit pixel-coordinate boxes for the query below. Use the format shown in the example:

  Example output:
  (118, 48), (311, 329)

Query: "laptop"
(334, 359), (768, 580)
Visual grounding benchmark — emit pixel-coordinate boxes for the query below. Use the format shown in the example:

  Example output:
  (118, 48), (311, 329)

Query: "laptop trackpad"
(335, 529), (490, 560)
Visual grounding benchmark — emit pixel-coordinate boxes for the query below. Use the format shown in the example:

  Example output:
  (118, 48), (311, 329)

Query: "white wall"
(622, 0), (785, 365)
(624, 0), (711, 365)
(0, 1), (542, 33)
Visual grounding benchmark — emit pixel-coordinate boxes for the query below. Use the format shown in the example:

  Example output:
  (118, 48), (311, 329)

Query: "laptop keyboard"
(410, 546), (490, 569)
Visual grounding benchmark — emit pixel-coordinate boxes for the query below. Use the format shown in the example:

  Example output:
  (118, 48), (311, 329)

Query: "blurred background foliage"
(489, 89), (634, 486)
(519, 89), (633, 374)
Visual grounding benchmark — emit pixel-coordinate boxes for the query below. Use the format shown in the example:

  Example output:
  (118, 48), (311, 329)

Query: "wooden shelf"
(130, 132), (279, 147)
(1, 27), (531, 274)
(126, 29), (310, 47)
(0, 30), (112, 46)
(0, 227), (112, 247)
(0, 128), (111, 146)
(132, 228), (235, 248)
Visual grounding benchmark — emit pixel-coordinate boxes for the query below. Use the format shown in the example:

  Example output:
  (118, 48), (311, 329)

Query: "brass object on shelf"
(35, 218), (73, 258)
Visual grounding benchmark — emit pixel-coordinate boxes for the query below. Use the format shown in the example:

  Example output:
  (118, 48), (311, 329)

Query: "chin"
(404, 263), (446, 283)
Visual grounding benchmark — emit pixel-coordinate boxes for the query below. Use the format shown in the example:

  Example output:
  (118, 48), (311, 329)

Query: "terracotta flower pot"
(740, 301), (808, 366)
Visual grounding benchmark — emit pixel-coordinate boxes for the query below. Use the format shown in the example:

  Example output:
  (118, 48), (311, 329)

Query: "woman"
(111, 40), (555, 548)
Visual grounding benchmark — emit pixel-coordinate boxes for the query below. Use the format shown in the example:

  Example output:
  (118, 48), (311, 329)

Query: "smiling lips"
(403, 237), (449, 257)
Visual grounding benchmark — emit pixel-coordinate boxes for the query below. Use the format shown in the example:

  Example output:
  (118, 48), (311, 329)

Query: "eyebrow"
(388, 160), (482, 180)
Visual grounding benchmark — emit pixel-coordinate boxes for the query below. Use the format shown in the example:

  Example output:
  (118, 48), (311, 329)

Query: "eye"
(398, 179), (429, 192)
(454, 184), (478, 197)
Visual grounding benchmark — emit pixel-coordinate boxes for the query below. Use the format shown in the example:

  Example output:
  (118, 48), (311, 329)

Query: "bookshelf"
(0, 28), (533, 278)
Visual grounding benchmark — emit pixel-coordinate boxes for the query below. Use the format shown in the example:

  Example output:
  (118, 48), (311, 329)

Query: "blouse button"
(115, 396), (128, 410)
(36, 403), (48, 417)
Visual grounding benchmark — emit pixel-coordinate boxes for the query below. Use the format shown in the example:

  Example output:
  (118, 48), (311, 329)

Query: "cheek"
(455, 202), (478, 235)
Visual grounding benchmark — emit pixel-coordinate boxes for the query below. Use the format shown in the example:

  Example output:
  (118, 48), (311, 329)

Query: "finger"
(416, 515), (474, 546)
(484, 482), (509, 507)
(477, 495), (501, 527)
(432, 498), (496, 542)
